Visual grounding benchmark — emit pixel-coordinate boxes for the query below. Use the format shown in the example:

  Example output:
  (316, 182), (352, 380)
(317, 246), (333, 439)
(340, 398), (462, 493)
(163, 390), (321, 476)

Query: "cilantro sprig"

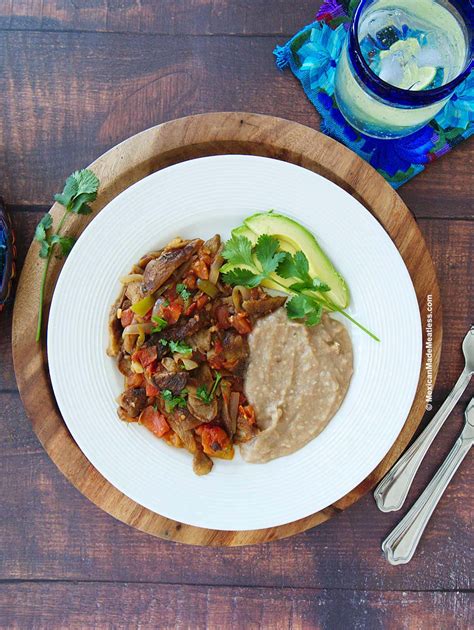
(196, 372), (223, 404)
(159, 338), (193, 355)
(151, 315), (168, 333)
(222, 234), (287, 288)
(222, 234), (379, 340)
(176, 283), (191, 304)
(161, 388), (188, 412)
(35, 169), (99, 341)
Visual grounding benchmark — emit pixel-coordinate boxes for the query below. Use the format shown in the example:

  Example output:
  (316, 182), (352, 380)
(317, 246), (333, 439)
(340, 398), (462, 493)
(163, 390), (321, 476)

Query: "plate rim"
(12, 112), (442, 545)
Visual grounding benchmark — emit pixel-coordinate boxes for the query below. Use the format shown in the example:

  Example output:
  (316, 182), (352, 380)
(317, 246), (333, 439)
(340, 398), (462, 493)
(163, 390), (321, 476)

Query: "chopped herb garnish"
(176, 283), (191, 303)
(168, 340), (193, 355)
(151, 315), (168, 333)
(161, 388), (188, 412)
(196, 371), (222, 404)
(159, 338), (168, 346)
(35, 169), (100, 341)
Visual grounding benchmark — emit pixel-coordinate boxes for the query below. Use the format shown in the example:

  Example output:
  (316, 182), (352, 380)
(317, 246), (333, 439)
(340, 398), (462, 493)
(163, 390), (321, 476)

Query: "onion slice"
(122, 323), (153, 336)
(209, 244), (224, 285)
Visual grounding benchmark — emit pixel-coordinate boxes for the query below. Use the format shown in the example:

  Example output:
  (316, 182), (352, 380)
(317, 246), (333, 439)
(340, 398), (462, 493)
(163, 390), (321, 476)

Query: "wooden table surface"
(0, 2), (472, 628)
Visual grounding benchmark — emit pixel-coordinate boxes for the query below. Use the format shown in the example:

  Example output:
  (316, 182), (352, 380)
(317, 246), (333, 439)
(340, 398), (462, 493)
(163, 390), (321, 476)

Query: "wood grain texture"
(0, 583), (472, 630)
(0, 1), (318, 35)
(1, 390), (472, 590)
(11, 112), (441, 546)
(0, 30), (472, 215)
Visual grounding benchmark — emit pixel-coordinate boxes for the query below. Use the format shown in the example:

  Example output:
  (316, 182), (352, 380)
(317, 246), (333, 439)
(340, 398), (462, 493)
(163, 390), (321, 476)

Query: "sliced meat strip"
(242, 296), (287, 317)
(144, 313), (209, 358)
(140, 239), (203, 297)
(107, 287), (126, 357)
(186, 385), (218, 423)
(167, 413), (197, 454)
(152, 371), (188, 394)
(192, 447), (213, 476)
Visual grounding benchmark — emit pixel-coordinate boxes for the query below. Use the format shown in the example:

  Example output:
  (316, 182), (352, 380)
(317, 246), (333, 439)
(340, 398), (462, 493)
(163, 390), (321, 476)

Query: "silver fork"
(382, 398), (474, 564)
(374, 326), (474, 512)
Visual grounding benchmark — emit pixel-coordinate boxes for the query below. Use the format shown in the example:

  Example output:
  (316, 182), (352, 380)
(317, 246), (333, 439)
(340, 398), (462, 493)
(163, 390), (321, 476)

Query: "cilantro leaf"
(50, 234), (75, 257)
(34, 214), (53, 243)
(277, 251), (312, 283)
(54, 175), (78, 208)
(294, 251), (310, 279)
(176, 283), (191, 302)
(151, 315), (168, 332)
(305, 304), (323, 326)
(286, 294), (322, 326)
(288, 281), (311, 292)
(286, 294), (312, 319)
(161, 388), (188, 412)
(73, 168), (100, 195)
(254, 234), (287, 275)
(69, 192), (96, 215)
(196, 385), (211, 404)
(221, 234), (254, 268)
(222, 268), (264, 288)
(35, 215), (75, 259)
(311, 277), (330, 292)
(289, 277), (330, 293)
(39, 240), (50, 259)
(169, 340), (192, 355)
(54, 169), (99, 215)
(275, 252), (296, 279)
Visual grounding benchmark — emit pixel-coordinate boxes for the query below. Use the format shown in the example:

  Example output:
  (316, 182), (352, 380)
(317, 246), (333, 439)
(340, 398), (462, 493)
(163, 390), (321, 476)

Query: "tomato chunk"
(162, 301), (182, 325)
(230, 313), (252, 335)
(145, 382), (159, 397)
(140, 406), (170, 438)
(185, 302), (197, 317)
(133, 345), (158, 368)
(120, 308), (134, 327)
(216, 306), (231, 329)
(192, 259), (209, 280)
(195, 294), (209, 311)
(196, 424), (232, 458)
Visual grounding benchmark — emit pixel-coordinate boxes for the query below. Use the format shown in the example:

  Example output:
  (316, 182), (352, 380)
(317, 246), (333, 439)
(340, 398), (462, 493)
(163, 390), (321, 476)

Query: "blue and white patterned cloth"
(274, 1), (473, 188)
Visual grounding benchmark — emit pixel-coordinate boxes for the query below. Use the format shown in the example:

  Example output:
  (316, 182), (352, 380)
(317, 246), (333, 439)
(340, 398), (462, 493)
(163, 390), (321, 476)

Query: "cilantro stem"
(266, 276), (380, 342)
(326, 303), (380, 342)
(55, 209), (69, 236)
(35, 208), (69, 342)
(35, 256), (51, 342)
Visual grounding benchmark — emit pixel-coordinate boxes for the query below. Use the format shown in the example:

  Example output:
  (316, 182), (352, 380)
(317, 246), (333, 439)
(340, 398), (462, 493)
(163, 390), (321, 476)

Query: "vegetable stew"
(107, 234), (285, 475)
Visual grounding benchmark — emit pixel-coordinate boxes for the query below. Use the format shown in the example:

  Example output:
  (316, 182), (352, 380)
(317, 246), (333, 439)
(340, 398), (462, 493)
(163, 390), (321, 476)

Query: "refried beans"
(240, 308), (353, 463)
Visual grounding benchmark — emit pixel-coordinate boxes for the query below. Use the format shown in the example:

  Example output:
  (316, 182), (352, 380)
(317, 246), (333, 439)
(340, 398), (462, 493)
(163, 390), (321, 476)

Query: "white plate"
(48, 155), (422, 531)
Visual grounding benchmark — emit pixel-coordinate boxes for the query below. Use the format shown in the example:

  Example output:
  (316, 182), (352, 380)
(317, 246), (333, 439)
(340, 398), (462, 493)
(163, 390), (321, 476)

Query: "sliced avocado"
(231, 224), (257, 243)
(244, 211), (349, 308)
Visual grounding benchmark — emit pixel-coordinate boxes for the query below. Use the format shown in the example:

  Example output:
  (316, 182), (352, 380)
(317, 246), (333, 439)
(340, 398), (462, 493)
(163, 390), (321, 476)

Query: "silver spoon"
(374, 326), (474, 512)
(382, 398), (474, 565)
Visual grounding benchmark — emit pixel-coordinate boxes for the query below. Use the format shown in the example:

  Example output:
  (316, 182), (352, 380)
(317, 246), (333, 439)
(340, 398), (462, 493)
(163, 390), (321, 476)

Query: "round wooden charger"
(12, 113), (442, 546)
